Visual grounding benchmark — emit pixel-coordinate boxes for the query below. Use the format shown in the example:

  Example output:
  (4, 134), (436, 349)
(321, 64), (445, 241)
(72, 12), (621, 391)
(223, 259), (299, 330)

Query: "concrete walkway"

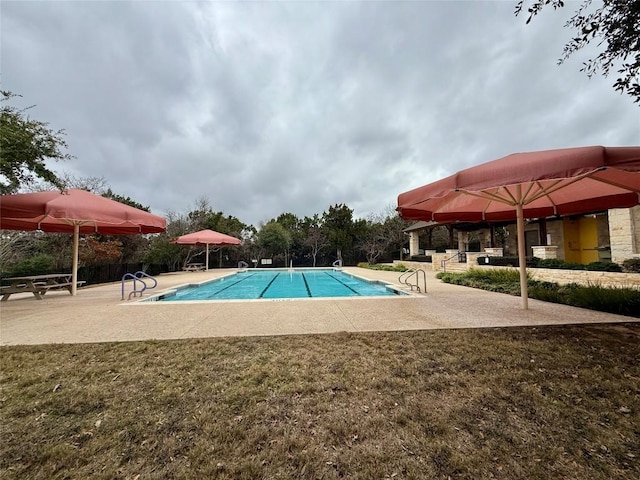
(0, 267), (635, 346)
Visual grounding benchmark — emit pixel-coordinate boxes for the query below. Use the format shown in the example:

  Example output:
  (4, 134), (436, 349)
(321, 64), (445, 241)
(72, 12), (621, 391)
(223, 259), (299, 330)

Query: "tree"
(143, 209), (190, 270)
(358, 209), (410, 264)
(322, 204), (356, 264)
(301, 214), (328, 267)
(359, 221), (388, 264)
(103, 188), (150, 212)
(379, 205), (411, 261)
(274, 212), (304, 265)
(79, 236), (123, 264)
(187, 197), (250, 239)
(0, 92), (72, 193)
(515, 0), (640, 103)
(257, 221), (291, 264)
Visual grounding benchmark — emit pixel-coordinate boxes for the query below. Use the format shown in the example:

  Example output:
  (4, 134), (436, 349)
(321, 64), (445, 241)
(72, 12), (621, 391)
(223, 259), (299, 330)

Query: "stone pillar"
(432, 253), (447, 271)
(409, 231), (420, 257)
(545, 219), (565, 260)
(466, 252), (483, 267)
(609, 207), (640, 264)
(531, 245), (558, 260)
(445, 249), (460, 262)
(483, 247), (504, 257)
(457, 231), (469, 252)
(479, 228), (491, 250)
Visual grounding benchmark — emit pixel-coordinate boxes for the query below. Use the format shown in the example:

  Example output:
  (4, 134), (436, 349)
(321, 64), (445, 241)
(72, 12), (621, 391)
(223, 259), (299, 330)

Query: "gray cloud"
(2, 0), (638, 227)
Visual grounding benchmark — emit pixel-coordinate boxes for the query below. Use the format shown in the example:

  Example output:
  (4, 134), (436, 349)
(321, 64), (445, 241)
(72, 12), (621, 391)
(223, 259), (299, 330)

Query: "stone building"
(405, 206), (640, 265)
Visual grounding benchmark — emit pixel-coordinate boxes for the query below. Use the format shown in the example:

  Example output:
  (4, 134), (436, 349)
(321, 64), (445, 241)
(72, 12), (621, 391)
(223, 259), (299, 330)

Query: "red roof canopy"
(397, 146), (640, 223)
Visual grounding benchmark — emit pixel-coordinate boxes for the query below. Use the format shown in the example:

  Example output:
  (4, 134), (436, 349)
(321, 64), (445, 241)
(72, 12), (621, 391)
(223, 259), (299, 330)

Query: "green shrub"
(409, 255), (432, 263)
(436, 270), (639, 317)
(585, 261), (623, 272)
(536, 258), (585, 270)
(477, 257), (625, 272)
(536, 258), (568, 269)
(476, 256), (538, 267)
(622, 258), (640, 273)
(465, 268), (521, 284)
(5, 254), (56, 277)
(357, 262), (408, 272)
(528, 281), (565, 304)
(564, 283), (640, 316)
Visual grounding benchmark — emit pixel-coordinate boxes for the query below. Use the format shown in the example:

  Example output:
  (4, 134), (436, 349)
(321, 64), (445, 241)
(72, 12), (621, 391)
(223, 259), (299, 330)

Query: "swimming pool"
(149, 269), (405, 302)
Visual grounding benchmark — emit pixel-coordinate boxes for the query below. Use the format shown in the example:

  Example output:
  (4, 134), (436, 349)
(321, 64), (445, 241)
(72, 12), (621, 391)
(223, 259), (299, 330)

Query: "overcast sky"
(2, 0), (639, 227)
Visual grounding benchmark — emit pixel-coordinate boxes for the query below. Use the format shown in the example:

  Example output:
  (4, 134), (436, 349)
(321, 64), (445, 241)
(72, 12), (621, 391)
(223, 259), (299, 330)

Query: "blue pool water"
(154, 269), (403, 301)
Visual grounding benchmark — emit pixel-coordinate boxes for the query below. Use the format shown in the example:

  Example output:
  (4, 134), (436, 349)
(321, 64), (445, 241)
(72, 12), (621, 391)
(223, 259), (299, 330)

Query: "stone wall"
(531, 246), (558, 260)
(527, 267), (640, 288)
(395, 259), (436, 271)
(392, 260), (640, 287)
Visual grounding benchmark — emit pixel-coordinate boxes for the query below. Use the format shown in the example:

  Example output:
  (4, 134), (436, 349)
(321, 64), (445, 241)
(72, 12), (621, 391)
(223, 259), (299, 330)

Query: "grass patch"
(437, 269), (640, 317)
(1, 326), (639, 479)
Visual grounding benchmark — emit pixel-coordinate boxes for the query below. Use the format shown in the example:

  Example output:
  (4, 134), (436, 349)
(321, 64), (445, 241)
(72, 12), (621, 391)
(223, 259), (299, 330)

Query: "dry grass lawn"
(1, 324), (639, 479)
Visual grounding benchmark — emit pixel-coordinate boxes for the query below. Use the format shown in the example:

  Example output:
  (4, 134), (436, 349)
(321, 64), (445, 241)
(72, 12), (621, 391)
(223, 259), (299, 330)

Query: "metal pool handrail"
(121, 271), (158, 300)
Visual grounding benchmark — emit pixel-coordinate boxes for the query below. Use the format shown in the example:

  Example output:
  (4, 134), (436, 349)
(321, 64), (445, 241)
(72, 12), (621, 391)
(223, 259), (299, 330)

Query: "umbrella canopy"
(397, 145), (640, 309)
(1, 189), (166, 295)
(172, 229), (241, 270)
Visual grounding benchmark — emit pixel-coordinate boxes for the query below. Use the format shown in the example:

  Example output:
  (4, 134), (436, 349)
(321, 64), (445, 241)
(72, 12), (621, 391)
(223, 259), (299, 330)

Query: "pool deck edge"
(0, 267), (635, 346)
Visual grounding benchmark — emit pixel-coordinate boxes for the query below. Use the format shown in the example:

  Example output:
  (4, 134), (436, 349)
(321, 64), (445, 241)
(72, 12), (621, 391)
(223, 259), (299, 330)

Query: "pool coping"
(134, 268), (416, 304)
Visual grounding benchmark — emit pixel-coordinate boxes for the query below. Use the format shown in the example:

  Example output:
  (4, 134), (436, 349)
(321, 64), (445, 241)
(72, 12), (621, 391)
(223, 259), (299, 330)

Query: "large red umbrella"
(397, 145), (640, 309)
(0, 189), (166, 295)
(172, 229), (241, 270)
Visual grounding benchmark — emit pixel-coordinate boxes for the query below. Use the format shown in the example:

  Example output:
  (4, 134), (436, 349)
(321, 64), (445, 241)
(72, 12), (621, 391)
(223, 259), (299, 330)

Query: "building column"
(409, 231), (420, 257)
(457, 230), (469, 252)
(609, 207), (640, 264)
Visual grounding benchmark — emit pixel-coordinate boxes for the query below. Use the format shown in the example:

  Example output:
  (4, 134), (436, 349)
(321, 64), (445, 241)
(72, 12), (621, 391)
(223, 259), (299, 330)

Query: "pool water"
(154, 269), (403, 301)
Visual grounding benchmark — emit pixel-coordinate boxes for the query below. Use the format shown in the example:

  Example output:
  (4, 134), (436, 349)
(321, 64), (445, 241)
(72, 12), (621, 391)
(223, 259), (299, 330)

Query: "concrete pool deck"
(0, 267), (635, 346)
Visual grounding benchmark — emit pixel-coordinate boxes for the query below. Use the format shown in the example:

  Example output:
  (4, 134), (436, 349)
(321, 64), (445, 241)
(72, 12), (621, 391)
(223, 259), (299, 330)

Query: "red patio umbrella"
(0, 189), (166, 295)
(172, 229), (241, 270)
(397, 145), (640, 309)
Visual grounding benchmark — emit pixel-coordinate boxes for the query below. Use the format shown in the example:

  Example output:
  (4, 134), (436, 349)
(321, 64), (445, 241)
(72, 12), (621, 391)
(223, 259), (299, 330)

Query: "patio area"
(0, 267), (634, 346)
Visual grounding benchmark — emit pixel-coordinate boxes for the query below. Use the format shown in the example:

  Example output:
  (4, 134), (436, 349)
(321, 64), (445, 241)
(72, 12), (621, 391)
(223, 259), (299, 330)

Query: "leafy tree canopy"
(257, 221), (291, 257)
(0, 91), (72, 193)
(516, 0), (640, 103)
(187, 197), (250, 238)
(102, 188), (150, 212)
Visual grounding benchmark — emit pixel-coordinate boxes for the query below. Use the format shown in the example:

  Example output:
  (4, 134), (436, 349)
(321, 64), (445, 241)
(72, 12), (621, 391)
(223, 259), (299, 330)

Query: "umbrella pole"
(72, 224), (79, 296)
(206, 244), (209, 271)
(516, 199), (529, 310)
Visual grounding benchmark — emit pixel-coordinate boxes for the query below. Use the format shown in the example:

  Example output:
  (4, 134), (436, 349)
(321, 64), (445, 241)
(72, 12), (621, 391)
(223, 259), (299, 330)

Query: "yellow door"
(563, 219), (581, 263)
(579, 216), (599, 264)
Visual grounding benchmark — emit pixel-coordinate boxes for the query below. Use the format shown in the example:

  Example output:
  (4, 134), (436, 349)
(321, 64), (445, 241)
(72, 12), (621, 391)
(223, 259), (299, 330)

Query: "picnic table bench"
(1, 274), (86, 301)
(182, 263), (206, 272)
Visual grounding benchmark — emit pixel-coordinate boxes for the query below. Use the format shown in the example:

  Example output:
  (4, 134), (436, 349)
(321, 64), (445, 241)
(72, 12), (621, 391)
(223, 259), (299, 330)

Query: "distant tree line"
(1, 180), (418, 278)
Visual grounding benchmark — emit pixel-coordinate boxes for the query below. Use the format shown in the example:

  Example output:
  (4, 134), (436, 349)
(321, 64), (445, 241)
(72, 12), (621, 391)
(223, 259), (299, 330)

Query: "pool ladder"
(398, 268), (427, 293)
(121, 271), (158, 300)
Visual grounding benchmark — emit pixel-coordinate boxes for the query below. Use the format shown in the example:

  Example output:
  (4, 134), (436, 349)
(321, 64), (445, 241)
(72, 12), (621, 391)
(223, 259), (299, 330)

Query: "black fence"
(77, 264), (170, 285)
(1, 263), (168, 286)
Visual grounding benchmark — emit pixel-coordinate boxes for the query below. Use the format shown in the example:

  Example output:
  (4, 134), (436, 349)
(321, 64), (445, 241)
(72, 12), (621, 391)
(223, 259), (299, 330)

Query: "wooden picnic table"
(1, 274), (86, 301)
(182, 263), (206, 272)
